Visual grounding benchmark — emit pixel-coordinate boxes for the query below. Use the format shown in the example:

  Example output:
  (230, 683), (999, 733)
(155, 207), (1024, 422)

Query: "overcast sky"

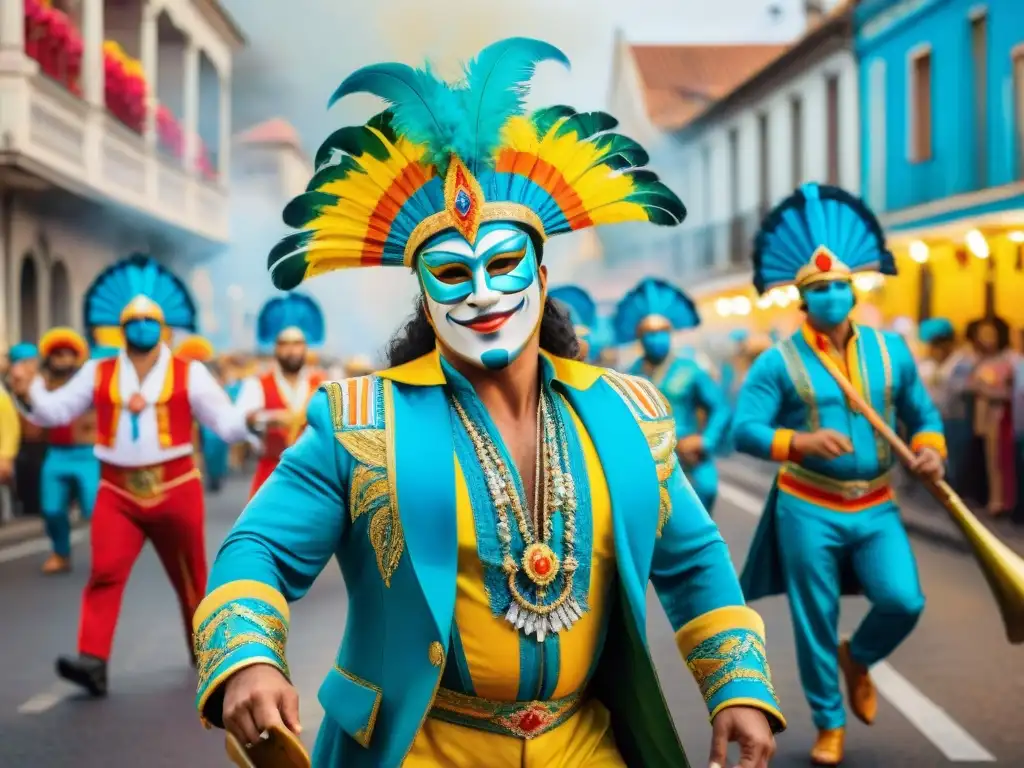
(212, 0), (821, 358)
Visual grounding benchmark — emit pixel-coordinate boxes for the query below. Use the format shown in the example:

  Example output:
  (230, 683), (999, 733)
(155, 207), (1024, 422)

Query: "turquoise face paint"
(416, 222), (542, 370)
(123, 319), (162, 351)
(803, 280), (855, 328)
(641, 329), (672, 364)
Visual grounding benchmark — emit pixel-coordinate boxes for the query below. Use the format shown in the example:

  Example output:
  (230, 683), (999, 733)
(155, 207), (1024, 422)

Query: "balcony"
(0, 0), (241, 247)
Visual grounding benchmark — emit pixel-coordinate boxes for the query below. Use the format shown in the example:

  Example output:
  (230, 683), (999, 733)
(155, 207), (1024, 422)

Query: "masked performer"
(549, 285), (601, 363)
(614, 278), (729, 515)
(193, 38), (783, 768)
(8, 254), (252, 696)
(733, 183), (945, 765)
(37, 328), (99, 574)
(236, 292), (326, 498)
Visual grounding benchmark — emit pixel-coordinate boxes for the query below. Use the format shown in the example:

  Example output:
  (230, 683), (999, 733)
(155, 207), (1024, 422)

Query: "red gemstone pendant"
(522, 543), (559, 587)
(127, 393), (146, 414)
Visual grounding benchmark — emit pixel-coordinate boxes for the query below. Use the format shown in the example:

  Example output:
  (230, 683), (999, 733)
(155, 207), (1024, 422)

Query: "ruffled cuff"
(910, 431), (947, 460)
(193, 580), (291, 728)
(676, 605), (786, 732)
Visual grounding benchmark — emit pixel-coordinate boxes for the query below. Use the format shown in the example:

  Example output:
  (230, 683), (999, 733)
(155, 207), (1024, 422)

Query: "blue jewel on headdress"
(455, 190), (471, 216)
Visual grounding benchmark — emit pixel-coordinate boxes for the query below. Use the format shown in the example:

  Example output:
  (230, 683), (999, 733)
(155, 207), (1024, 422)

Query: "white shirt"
(25, 344), (250, 468)
(235, 366), (316, 415)
(235, 366), (319, 457)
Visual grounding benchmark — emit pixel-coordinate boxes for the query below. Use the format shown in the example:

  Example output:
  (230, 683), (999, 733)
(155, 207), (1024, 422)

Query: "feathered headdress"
(83, 254), (198, 346)
(256, 292), (325, 349)
(175, 335), (215, 363)
(919, 317), (955, 343)
(9, 343), (38, 363)
(269, 37), (685, 290)
(752, 183), (896, 295)
(39, 327), (88, 364)
(549, 285), (597, 334)
(612, 278), (700, 344)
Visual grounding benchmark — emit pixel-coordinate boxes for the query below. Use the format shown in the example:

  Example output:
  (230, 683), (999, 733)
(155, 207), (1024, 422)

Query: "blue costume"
(549, 285), (602, 362)
(734, 183), (945, 761)
(614, 278), (729, 514)
(38, 330), (100, 570)
(193, 37), (783, 768)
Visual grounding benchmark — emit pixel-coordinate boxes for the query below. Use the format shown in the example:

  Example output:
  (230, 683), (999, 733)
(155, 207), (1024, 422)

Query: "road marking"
(17, 682), (78, 715)
(0, 528), (88, 564)
(719, 481), (997, 763)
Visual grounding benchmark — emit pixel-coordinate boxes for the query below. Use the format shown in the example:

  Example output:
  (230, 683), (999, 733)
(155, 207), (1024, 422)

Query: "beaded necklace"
(451, 389), (585, 642)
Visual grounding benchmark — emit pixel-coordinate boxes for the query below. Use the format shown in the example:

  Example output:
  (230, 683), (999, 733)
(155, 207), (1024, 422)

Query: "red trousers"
(248, 456), (280, 499)
(78, 461), (206, 661)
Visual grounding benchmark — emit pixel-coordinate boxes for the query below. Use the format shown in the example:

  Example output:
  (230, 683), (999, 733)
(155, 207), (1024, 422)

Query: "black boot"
(56, 654), (108, 697)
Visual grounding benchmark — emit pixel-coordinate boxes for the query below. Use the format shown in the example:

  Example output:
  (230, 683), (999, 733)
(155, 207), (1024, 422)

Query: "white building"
(670, 3), (859, 306)
(0, 0), (244, 346)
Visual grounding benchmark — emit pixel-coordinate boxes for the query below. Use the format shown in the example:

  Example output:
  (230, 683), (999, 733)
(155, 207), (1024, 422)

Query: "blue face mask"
(641, 330), (672, 363)
(803, 281), (855, 328)
(123, 319), (163, 351)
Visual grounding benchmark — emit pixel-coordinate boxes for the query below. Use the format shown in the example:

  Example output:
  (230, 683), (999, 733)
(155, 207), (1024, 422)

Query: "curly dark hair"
(385, 296), (580, 367)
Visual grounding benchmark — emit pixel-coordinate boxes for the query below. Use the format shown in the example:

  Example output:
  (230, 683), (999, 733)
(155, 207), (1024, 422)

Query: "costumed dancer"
(733, 183), (945, 765)
(38, 328), (99, 574)
(614, 278), (730, 514)
(193, 38), (782, 768)
(8, 254), (253, 696)
(9, 343), (47, 518)
(235, 292), (326, 498)
(176, 335), (231, 493)
(549, 285), (601, 362)
(917, 317), (974, 492)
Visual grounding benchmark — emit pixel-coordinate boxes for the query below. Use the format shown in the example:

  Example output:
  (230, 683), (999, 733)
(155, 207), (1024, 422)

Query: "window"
(757, 112), (770, 214)
(910, 48), (933, 162)
(868, 59), (887, 208)
(825, 74), (840, 184)
(1014, 46), (1024, 180)
(790, 96), (804, 186)
(728, 127), (739, 215)
(971, 12), (988, 186)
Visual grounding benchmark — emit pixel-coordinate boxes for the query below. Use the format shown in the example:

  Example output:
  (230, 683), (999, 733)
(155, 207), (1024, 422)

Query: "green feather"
(555, 111), (618, 140)
(532, 105), (575, 136)
(306, 155), (363, 193)
(283, 192), (338, 229)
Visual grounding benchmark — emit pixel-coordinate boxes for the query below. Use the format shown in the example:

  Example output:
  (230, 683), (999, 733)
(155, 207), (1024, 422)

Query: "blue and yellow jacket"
(194, 350), (784, 768)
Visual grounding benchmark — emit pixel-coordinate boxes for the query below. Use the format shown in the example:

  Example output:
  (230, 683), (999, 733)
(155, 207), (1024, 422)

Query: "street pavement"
(0, 462), (1020, 767)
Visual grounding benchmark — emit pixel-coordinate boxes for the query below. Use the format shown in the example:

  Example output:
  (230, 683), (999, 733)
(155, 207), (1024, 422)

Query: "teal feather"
(330, 62), (466, 173)
(588, 134), (649, 171)
(267, 232), (313, 291)
(532, 105), (576, 136)
(283, 191), (339, 229)
(461, 37), (569, 174)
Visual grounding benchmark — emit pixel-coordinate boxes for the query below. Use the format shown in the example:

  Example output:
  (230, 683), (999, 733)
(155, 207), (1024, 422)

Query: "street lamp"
(966, 229), (990, 259)
(909, 240), (930, 264)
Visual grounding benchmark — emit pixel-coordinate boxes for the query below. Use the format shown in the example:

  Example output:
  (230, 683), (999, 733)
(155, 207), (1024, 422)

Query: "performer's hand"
(709, 706), (775, 768)
(0, 458), (12, 484)
(7, 359), (36, 398)
(792, 429), (852, 460)
(910, 447), (944, 482)
(677, 434), (705, 466)
(223, 663), (302, 747)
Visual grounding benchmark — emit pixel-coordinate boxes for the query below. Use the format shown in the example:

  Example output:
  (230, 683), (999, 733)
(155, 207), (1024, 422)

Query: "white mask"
(416, 223), (543, 370)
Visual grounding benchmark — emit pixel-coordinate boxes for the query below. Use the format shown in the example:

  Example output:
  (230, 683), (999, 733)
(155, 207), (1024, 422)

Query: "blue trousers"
(202, 426), (230, 489)
(685, 458), (718, 517)
(40, 445), (100, 557)
(775, 491), (925, 730)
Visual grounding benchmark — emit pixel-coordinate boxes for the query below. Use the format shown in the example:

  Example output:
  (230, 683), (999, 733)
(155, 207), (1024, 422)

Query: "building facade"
(856, 0), (1024, 333)
(0, 0), (244, 347)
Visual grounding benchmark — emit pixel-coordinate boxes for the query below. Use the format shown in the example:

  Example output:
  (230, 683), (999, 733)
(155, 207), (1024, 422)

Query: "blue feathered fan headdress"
(752, 182), (896, 295)
(612, 278), (700, 344)
(256, 292), (326, 349)
(268, 37), (685, 291)
(83, 254), (197, 339)
(919, 317), (955, 343)
(549, 285), (597, 331)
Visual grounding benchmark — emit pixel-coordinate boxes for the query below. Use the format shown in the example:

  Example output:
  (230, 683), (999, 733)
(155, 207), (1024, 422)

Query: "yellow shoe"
(839, 640), (877, 725)
(41, 554), (71, 575)
(810, 727), (845, 765)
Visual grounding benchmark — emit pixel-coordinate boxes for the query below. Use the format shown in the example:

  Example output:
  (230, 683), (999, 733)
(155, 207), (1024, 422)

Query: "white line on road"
(17, 682), (78, 715)
(719, 482), (997, 763)
(0, 528), (88, 564)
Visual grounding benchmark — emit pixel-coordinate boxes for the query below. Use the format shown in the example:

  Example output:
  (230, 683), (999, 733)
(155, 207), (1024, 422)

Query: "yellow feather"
(570, 166), (637, 210)
(308, 215), (371, 242)
(588, 200), (650, 226)
(500, 116), (541, 152)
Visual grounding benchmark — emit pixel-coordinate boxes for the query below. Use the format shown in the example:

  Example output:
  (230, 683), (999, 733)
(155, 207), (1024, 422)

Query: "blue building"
(855, 0), (1024, 329)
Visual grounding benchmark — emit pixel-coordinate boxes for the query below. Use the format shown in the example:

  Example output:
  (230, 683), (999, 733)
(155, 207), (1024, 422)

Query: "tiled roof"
(235, 118), (302, 149)
(629, 43), (788, 130)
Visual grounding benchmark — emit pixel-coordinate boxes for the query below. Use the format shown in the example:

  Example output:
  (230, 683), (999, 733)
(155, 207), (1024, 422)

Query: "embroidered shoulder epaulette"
(602, 369), (672, 422)
(321, 376), (386, 432)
